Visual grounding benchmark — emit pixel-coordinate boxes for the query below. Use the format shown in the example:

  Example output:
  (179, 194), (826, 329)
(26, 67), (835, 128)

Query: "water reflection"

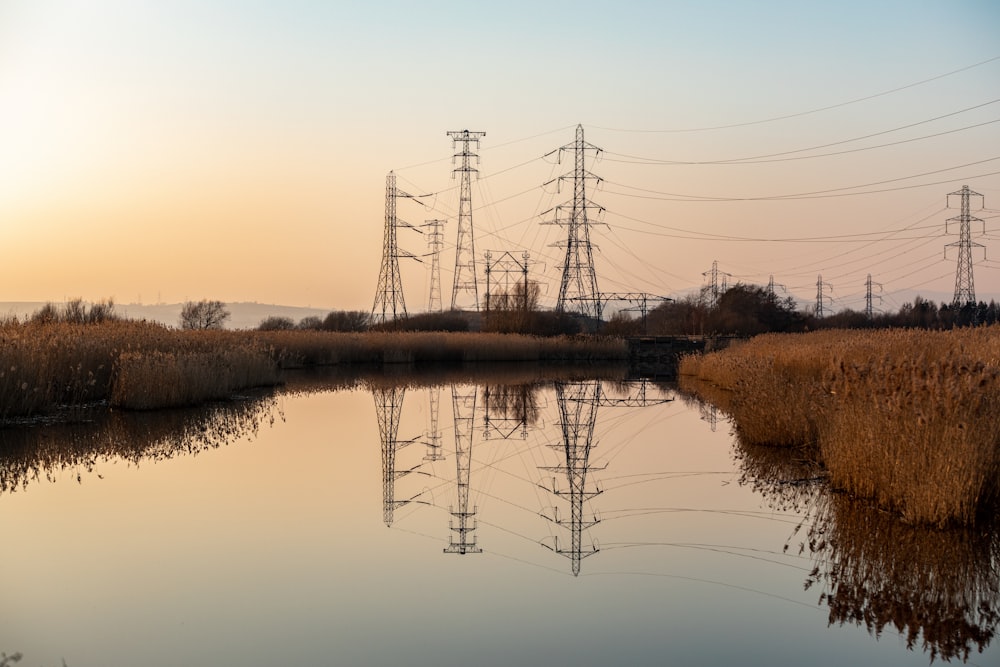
(805, 494), (999, 663)
(691, 389), (1000, 664)
(363, 375), (676, 575)
(2, 369), (996, 665)
(0, 391), (280, 494)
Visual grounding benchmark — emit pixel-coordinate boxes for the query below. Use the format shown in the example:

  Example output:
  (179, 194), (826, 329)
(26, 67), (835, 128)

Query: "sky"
(1, 0), (999, 315)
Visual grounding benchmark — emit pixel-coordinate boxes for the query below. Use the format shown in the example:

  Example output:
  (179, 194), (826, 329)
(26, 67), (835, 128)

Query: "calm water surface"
(1, 368), (996, 666)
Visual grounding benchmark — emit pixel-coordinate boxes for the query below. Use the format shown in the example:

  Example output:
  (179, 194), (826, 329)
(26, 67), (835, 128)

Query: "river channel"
(1, 366), (996, 666)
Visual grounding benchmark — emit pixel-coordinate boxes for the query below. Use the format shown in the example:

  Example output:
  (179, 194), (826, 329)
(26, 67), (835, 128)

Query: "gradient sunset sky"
(2, 0), (998, 314)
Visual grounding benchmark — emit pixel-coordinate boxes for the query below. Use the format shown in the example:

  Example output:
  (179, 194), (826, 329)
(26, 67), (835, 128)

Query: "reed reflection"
(733, 428), (999, 663)
(0, 392), (280, 494)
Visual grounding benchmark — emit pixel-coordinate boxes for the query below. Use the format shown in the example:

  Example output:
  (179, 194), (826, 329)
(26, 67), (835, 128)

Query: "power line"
(600, 160), (1000, 202)
(603, 210), (945, 244)
(602, 113), (1000, 166)
(587, 55), (1000, 133)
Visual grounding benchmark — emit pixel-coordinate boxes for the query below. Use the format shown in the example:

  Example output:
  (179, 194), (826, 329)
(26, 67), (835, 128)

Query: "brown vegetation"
(678, 326), (1000, 527)
(0, 319), (279, 416)
(1, 314), (627, 418)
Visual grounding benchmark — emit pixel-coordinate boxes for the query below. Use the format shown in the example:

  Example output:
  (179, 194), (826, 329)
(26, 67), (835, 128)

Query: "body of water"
(1, 368), (996, 666)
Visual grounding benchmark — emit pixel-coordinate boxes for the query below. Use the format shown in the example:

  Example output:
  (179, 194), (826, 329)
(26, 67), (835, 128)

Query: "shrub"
(321, 310), (370, 332)
(257, 316), (295, 331)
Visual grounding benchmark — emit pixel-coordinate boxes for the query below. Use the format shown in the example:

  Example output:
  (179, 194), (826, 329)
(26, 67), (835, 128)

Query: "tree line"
(636, 284), (1000, 337)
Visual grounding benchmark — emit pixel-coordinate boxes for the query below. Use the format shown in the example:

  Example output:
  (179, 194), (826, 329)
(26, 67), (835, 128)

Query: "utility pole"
(425, 219), (446, 312)
(372, 171), (420, 324)
(945, 185), (985, 307)
(444, 387), (481, 555)
(545, 124), (604, 321)
(448, 130), (486, 311)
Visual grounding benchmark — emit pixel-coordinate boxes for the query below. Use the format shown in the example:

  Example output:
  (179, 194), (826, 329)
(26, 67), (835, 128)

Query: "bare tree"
(180, 300), (230, 330)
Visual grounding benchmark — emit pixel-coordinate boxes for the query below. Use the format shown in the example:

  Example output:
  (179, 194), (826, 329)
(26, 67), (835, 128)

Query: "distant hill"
(0, 301), (332, 330)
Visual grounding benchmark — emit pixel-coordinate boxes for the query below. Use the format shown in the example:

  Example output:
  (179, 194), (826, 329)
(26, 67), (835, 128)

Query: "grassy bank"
(678, 327), (1000, 527)
(0, 320), (627, 418)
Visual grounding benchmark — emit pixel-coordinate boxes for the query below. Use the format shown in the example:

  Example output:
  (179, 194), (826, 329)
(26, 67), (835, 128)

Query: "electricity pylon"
(448, 130), (486, 311)
(945, 185), (986, 307)
(545, 124), (604, 321)
(372, 386), (415, 526)
(425, 219), (446, 312)
(815, 275), (832, 318)
(864, 274), (882, 320)
(423, 387), (445, 462)
(444, 386), (481, 554)
(540, 381), (602, 576)
(372, 171), (420, 324)
(766, 274), (786, 298)
(702, 260), (731, 306)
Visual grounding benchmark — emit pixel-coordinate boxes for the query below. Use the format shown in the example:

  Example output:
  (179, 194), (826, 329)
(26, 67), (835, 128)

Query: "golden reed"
(1, 320), (626, 417)
(679, 327), (1000, 527)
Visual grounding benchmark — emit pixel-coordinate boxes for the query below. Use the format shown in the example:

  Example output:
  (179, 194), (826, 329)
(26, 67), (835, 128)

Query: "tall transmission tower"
(766, 274), (786, 299)
(372, 171), (420, 324)
(945, 185), (986, 306)
(815, 275), (832, 318)
(425, 219), (446, 312)
(864, 274), (882, 320)
(448, 130), (486, 311)
(372, 386), (415, 527)
(702, 260), (731, 306)
(540, 381), (602, 576)
(444, 387), (481, 555)
(424, 387), (445, 462)
(546, 124), (604, 321)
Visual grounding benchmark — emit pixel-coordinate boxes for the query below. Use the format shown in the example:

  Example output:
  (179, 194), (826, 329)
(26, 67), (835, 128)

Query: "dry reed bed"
(679, 327), (1000, 526)
(0, 320), (278, 416)
(1, 321), (626, 417)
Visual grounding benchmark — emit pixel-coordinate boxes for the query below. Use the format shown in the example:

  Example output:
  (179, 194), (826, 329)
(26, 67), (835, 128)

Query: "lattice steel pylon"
(546, 124), (604, 321)
(815, 275), (831, 318)
(425, 219), (446, 313)
(444, 386), (481, 554)
(424, 387), (445, 462)
(448, 130), (486, 311)
(372, 171), (418, 324)
(702, 260), (731, 307)
(372, 386), (414, 527)
(864, 274), (882, 321)
(946, 185), (985, 307)
(540, 381), (602, 576)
